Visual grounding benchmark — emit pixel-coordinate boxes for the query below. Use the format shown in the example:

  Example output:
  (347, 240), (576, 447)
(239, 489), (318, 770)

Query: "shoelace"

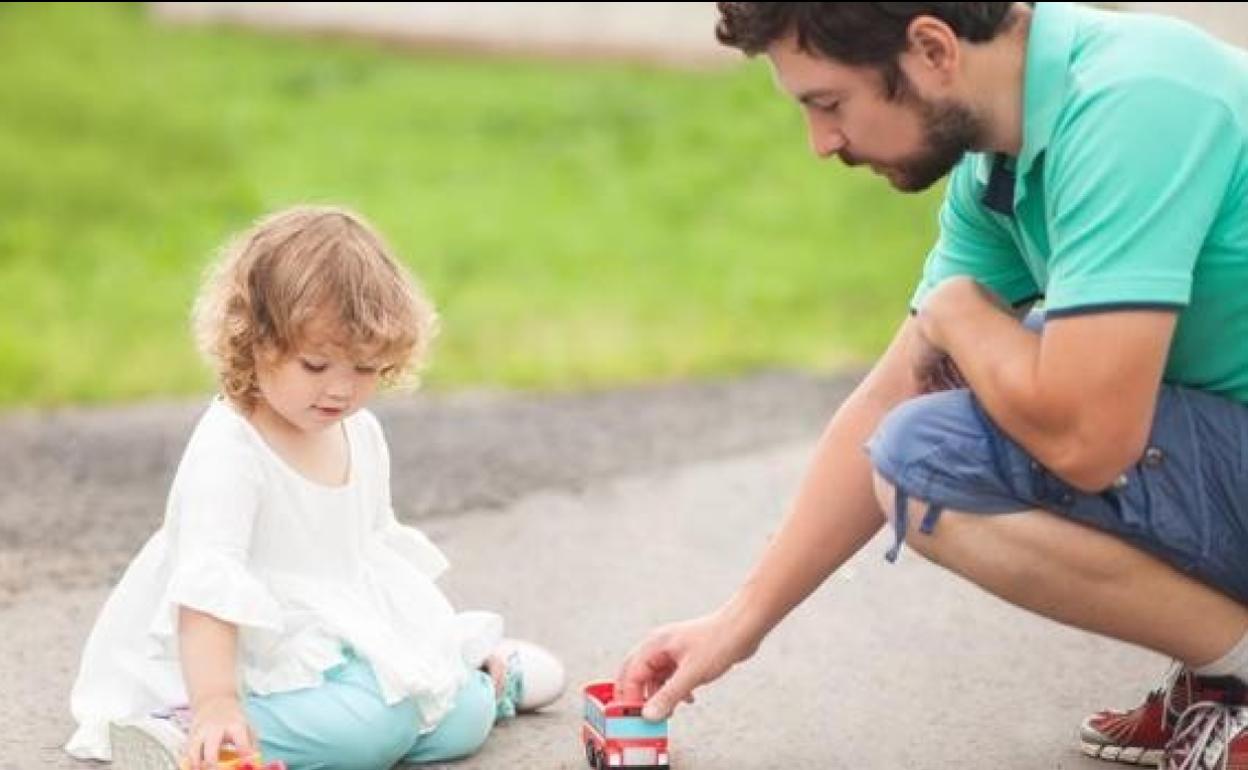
(1163, 662), (1197, 722)
(1097, 662), (1190, 741)
(1165, 701), (1248, 770)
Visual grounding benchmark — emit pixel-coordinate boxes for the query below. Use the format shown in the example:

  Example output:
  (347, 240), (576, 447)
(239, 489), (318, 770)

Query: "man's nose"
(808, 124), (847, 159)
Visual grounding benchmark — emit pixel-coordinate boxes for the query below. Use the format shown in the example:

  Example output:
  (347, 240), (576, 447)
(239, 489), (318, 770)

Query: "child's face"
(253, 336), (385, 435)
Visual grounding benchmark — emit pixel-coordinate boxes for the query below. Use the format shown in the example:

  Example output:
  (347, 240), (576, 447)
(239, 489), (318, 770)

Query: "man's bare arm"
(919, 278), (1176, 491)
(617, 314), (930, 717)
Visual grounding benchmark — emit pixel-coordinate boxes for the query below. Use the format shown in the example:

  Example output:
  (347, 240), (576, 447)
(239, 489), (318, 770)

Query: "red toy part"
(581, 680), (670, 769)
(235, 761), (285, 770)
(183, 752), (284, 770)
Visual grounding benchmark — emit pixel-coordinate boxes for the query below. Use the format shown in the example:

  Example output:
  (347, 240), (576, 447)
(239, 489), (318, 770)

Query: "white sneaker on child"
(109, 716), (184, 770)
(498, 638), (566, 712)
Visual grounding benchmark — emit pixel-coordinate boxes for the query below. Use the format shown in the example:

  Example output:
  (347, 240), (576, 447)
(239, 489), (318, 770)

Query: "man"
(616, 3), (1248, 767)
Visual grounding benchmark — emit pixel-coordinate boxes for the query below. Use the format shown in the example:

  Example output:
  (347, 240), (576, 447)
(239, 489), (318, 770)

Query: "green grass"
(0, 3), (941, 407)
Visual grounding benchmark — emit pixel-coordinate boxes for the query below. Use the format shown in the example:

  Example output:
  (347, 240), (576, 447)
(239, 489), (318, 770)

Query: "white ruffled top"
(65, 398), (502, 761)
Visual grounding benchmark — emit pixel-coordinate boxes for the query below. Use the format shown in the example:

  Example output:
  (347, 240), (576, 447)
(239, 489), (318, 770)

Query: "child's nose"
(325, 375), (354, 401)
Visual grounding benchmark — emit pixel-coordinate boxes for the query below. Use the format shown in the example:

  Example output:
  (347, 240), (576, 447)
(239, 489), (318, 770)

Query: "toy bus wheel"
(584, 742), (597, 769)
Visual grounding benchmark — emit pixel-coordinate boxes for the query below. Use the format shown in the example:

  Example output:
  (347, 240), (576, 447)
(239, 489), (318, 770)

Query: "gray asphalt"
(1, 372), (1164, 769)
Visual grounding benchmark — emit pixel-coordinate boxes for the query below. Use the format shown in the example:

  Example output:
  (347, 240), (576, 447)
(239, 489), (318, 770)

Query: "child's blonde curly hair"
(193, 205), (438, 411)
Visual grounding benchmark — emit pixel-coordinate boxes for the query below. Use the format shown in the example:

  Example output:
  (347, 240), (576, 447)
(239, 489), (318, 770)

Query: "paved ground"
(1, 372), (1164, 769)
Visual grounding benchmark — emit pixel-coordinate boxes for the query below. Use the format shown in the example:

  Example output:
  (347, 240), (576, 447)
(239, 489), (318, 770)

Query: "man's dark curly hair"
(716, 3), (1015, 96)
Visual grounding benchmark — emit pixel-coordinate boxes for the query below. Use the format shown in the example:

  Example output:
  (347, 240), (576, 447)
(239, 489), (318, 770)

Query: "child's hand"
(184, 694), (257, 770)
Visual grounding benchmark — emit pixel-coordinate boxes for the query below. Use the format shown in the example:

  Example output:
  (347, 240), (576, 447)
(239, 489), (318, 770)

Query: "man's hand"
(915, 276), (1006, 350)
(910, 276), (1010, 392)
(910, 334), (968, 394)
(915, 276), (1176, 490)
(615, 610), (759, 721)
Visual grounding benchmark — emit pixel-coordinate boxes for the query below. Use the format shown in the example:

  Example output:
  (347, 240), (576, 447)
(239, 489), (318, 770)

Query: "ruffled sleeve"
(149, 550), (282, 641)
(149, 424), (282, 644)
(376, 518), (450, 580)
(361, 409), (451, 579)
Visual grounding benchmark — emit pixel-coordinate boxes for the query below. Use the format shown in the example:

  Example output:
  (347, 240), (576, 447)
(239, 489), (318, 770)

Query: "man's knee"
(867, 389), (978, 481)
(871, 470), (948, 562)
(870, 469), (896, 524)
(867, 390), (980, 560)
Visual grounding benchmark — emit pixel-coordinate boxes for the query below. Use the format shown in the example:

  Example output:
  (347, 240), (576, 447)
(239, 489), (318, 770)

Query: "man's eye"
(355, 365), (379, 375)
(300, 359), (328, 374)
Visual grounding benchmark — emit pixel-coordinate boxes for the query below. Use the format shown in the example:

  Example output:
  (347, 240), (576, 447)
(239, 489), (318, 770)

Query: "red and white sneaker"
(1081, 665), (1248, 766)
(1163, 701), (1248, 770)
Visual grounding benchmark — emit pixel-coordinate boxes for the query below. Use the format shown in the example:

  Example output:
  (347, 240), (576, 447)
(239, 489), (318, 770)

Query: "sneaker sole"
(1079, 739), (1162, 766)
(109, 722), (182, 770)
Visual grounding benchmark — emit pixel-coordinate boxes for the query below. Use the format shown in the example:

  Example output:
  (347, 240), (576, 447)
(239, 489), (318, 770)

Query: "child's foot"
(109, 716), (183, 770)
(492, 638), (567, 717)
(110, 712), (271, 770)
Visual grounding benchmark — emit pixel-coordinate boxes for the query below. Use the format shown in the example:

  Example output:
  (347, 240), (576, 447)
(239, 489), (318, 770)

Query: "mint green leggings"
(245, 653), (497, 770)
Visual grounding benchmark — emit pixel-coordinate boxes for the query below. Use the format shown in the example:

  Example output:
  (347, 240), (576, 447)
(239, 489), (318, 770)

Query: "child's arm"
(179, 606), (257, 770)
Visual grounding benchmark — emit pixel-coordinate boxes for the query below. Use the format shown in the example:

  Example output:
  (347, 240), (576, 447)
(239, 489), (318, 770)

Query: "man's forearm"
(724, 364), (917, 645)
(936, 298), (1056, 439)
(916, 278), (1077, 469)
(930, 288), (1147, 490)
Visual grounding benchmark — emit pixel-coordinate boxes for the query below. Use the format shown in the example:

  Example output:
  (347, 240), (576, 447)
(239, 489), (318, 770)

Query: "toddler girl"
(65, 206), (564, 770)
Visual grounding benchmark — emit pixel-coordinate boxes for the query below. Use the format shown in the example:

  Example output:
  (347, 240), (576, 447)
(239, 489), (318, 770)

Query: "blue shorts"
(866, 383), (1248, 605)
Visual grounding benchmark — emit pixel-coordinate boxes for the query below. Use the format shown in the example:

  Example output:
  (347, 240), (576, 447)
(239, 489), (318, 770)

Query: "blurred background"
(0, 2), (1243, 408)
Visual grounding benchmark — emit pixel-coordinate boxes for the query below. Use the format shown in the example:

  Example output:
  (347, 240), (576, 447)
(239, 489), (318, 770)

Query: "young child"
(65, 205), (565, 770)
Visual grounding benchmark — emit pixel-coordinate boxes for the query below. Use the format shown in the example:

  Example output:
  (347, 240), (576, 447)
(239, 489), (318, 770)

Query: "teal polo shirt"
(911, 3), (1248, 403)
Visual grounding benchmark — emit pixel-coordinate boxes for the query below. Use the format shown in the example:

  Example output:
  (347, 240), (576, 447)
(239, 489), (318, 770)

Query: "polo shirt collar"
(1017, 2), (1080, 177)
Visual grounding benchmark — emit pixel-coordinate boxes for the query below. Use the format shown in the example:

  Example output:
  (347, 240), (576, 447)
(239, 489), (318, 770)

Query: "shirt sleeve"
(1042, 79), (1238, 315)
(151, 431), (281, 638)
(910, 154), (1038, 311)
(363, 410), (450, 579)
(173, 437), (263, 566)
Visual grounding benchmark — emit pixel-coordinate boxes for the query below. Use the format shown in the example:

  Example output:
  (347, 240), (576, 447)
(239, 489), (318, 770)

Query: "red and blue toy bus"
(581, 681), (670, 769)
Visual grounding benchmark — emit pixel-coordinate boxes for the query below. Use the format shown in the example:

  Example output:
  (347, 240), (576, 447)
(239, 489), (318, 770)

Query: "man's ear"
(905, 15), (960, 82)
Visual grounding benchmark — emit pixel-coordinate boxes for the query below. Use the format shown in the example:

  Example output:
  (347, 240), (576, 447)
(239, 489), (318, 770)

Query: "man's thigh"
(866, 385), (1248, 603)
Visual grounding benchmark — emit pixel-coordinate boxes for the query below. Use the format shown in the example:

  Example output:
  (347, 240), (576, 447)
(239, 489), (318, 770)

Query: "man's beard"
(884, 96), (984, 193)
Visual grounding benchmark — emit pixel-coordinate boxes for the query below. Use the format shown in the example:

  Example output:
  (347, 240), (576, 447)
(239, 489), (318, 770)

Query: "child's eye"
(354, 365), (379, 375)
(300, 359), (328, 374)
